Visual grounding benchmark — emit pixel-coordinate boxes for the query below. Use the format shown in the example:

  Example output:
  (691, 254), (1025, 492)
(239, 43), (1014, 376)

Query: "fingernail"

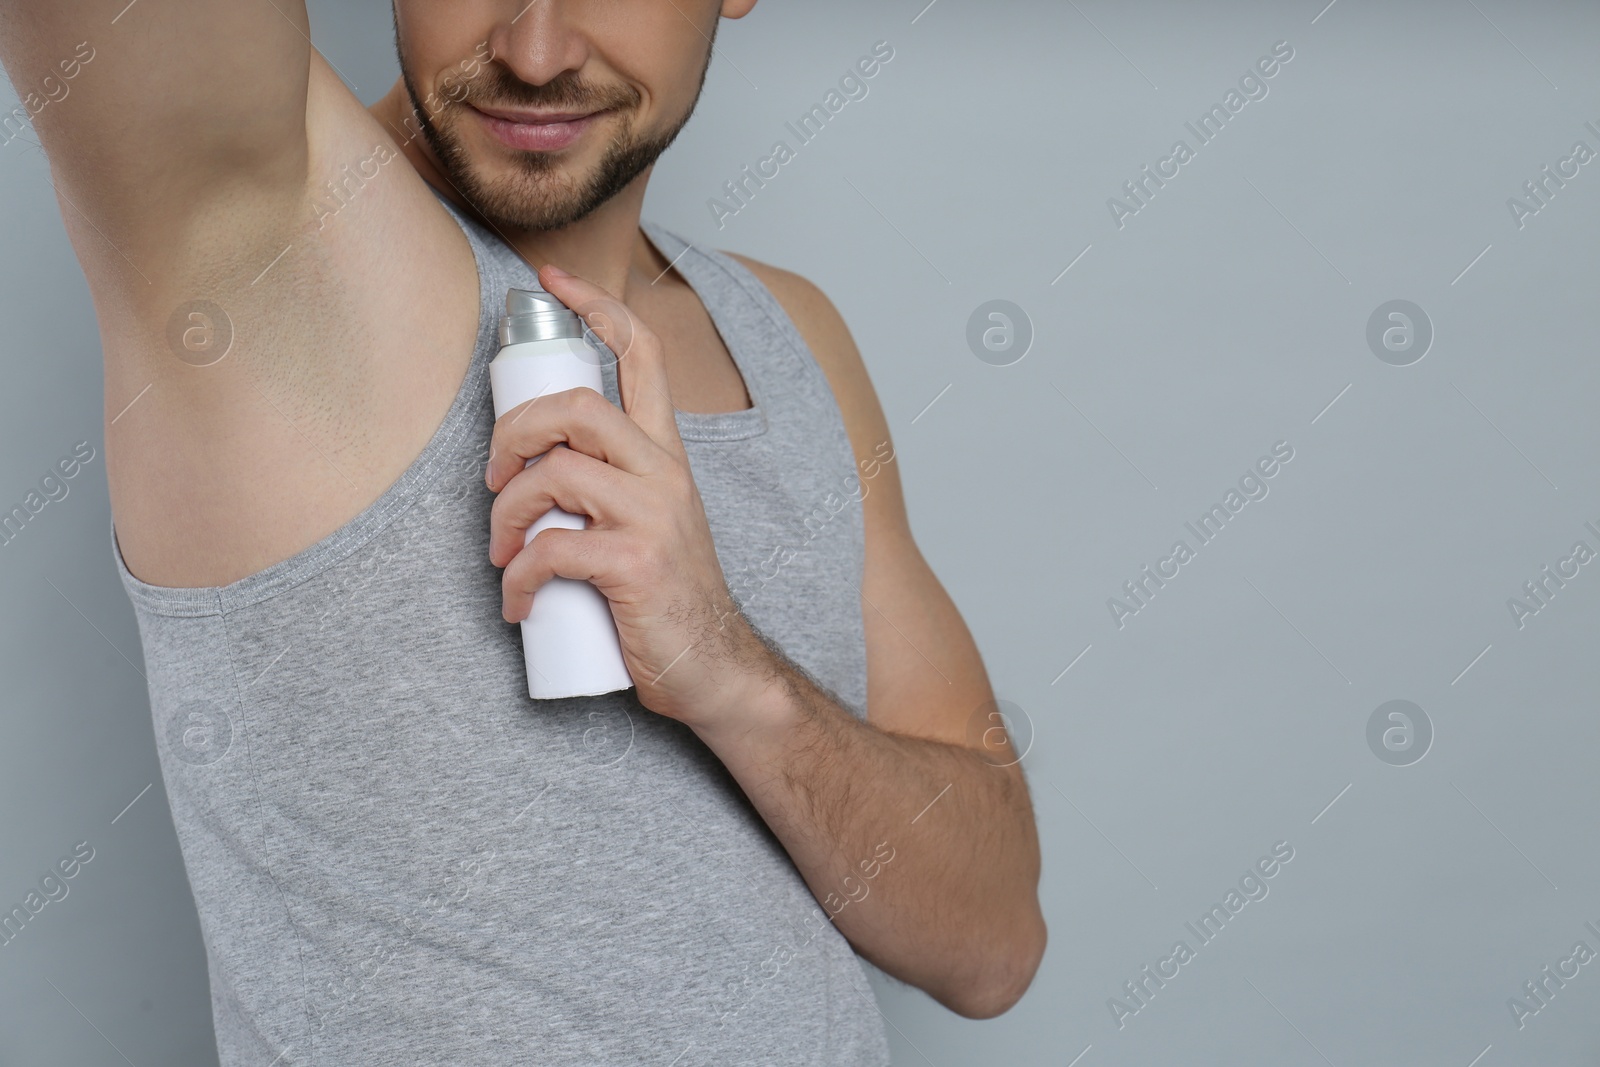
(542, 263), (571, 278)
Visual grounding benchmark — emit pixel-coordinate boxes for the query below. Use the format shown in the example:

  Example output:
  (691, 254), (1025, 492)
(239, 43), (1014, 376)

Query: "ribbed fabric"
(112, 189), (889, 1066)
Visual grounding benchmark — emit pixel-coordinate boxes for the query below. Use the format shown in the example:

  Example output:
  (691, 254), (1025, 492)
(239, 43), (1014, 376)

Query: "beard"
(398, 46), (712, 234)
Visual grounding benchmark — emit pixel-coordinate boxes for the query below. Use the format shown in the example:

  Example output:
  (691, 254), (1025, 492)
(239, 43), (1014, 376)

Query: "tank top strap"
(638, 220), (836, 443)
(428, 199), (830, 450)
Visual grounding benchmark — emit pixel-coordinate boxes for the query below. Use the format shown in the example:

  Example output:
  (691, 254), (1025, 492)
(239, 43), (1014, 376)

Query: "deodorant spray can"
(489, 285), (634, 700)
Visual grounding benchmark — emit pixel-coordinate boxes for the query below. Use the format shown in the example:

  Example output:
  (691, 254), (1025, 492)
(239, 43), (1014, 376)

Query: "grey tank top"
(112, 190), (891, 1067)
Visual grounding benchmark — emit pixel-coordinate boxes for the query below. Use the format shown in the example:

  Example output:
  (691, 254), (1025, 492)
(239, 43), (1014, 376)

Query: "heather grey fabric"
(111, 189), (890, 1066)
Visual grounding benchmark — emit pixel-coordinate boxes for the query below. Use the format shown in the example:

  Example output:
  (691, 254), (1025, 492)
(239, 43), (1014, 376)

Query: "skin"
(2, 0), (1045, 1020)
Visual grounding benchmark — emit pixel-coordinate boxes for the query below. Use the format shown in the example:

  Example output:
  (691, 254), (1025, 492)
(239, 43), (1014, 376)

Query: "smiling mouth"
(469, 104), (613, 153)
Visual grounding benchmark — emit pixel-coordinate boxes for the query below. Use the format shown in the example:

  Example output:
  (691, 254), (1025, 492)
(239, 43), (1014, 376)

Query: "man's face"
(393, 0), (732, 232)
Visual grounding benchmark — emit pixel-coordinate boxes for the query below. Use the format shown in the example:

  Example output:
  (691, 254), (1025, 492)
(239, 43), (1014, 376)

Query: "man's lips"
(470, 104), (610, 152)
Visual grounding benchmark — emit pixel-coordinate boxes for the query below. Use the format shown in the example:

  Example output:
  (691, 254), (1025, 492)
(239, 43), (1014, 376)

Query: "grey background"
(3, 0), (1598, 1064)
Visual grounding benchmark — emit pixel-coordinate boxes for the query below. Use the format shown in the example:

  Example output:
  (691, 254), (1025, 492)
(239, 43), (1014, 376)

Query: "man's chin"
(444, 163), (604, 232)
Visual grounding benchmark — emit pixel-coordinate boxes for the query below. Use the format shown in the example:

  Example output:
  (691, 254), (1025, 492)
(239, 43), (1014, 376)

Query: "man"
(3, 1), (1045, 1062)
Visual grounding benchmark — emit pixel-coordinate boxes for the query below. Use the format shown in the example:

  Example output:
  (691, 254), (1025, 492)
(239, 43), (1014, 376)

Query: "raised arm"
(0, 0), (312, 300)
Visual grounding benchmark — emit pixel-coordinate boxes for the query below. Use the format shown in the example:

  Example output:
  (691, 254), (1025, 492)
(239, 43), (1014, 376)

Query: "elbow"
(944, 908), (1048, 1020)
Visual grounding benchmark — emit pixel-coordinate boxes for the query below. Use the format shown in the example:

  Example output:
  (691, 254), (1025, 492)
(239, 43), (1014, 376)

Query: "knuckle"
(626, 313), (656, 346)
(491, 469), (534, 518)
(530, 526), (568, 555)
(661, 457), (694, 495)
(509, 533), (556, 579)
(538, 445), (570, 477)
(488, 489), (511, 529)
(566, 386), (604, 418)
(501, 555), (530, 597)
(627, 326), (660, 364)
(491, 487), (532, 533)
(582, 383), (611, 409)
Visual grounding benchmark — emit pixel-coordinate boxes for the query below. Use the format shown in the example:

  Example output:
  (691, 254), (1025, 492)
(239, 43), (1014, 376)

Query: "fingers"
(538, 264), (684, 457)
(500, 527), (621, 623)
(488, 445), (639, 567)
(485, 384), (663, 492)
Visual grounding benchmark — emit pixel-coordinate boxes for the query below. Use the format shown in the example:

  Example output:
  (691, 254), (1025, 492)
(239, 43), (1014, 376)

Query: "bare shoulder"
(723, 253), (899, 505)
(723, 254), (995, 745)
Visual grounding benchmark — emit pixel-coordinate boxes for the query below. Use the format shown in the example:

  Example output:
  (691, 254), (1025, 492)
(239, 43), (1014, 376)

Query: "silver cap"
(499, 285), (584, 345)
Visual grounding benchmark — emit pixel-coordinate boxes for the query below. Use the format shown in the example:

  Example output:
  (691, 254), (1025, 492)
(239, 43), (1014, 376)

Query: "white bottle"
(489, 286), (634, 700)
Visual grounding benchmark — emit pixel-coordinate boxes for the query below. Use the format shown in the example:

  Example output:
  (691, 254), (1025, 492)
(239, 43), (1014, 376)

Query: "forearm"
(690, 648), (1046, 1018)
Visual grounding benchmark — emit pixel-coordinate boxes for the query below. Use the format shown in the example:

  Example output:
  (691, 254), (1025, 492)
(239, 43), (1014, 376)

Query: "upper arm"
(0, 0), (312, 292)
(727, 254), (1006, 756)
